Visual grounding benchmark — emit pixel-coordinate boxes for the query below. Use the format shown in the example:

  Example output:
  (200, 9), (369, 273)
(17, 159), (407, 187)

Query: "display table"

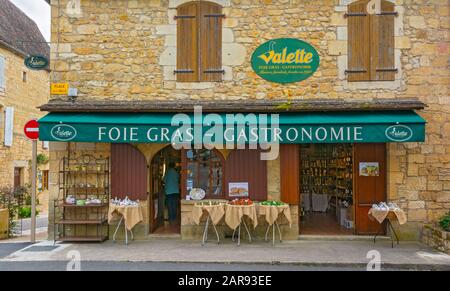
(108, 204), (143, 245)
(258, 204), (292, 245)
(301, 193), (310, 212)
(312, 194), (329, 212)
(192, 202), (225, 246)
(368, 208), (407, 248)
(225, 204), (258, 246)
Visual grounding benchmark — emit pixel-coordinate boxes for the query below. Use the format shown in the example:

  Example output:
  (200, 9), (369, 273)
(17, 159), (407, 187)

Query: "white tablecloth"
(301, 193), (311, 212)
(312, 194), (329, 212)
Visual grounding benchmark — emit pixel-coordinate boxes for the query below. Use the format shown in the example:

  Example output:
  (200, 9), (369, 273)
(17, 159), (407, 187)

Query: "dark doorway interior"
(14, 167), (23, 188)
(150, 146), (181, 235)
(300, 144), (354, 235)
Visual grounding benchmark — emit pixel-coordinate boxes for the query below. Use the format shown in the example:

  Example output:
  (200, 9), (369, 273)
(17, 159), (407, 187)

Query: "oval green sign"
(51, 124), (77, 141)
(251, 38), (320, 84)
(24, 55), (49, 70)
(385, 125), (413, 142)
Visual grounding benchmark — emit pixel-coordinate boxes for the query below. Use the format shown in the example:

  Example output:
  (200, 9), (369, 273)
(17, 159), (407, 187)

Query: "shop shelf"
(58, 236), (108, 242)
(56, 219), (108, 225)
(59, 203), (109, 208)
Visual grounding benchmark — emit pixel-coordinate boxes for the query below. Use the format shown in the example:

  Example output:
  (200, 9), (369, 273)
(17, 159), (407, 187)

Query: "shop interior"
(150, 146), (181, 235)
(300, 144), (355, 235)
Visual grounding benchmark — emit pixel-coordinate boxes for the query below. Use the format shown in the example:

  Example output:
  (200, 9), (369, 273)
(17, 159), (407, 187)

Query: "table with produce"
(224, 199), (257, 245)
(192, 201), (225, 245)
(258, 201), (292, 245)
(108, 197), (143, 245)
(368, 202), (407, 248)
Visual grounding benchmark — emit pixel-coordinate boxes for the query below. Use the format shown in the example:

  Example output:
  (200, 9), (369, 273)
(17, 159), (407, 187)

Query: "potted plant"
(439, 211), (450, 232)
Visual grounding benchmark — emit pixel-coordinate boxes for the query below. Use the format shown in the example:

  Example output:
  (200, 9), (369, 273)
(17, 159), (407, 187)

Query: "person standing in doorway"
(164, 162), (180, 224)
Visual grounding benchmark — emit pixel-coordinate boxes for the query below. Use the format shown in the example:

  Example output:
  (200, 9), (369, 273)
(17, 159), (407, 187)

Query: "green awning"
(39, 111), (426, 144)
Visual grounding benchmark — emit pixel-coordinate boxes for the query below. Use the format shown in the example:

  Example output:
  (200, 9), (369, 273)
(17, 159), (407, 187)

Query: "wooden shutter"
(176, 3), (198, 82)
(347, 1), (371, 81)
(225, 149), (267, 201)
(0, 56), (5, 88)
(354, 143), (387, 235)
(371, 0), (396, 81)
(111, 144), (148, 201)
(280, 144), (300, 205)
(199, 2), (223, 82)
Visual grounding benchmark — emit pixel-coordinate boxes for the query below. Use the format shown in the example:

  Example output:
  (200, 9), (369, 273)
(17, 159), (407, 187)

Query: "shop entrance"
(300, 144), (354, 235)
(150, 146), (181, 234)
(299, 143), (387, 235)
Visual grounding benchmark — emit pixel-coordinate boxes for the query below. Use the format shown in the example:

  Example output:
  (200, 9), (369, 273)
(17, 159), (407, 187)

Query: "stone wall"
(48, 0), (450, 238)
(0, 45), (49, 194)
(421, 224), (450, 255)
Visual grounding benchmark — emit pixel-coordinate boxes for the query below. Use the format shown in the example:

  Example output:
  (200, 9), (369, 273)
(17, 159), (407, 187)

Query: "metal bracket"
(174, 69), (194, 74)
(174, 15), (195, 20)
(345, 69), (367, 74)
(376, 68), (398, 72)
(204, 14), (226, 18)
(344, 11), (398, 18)
(203, 69), (225, 74)
(344, 12), (367, 18)
(378, 11), (399, 17)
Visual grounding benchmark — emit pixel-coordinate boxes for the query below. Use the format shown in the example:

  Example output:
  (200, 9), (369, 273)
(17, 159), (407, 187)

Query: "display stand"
(231, 218), (252, 246)
(202, 214), (220, 246)
(54, 154), (110, 243)
(372, 212), (400, 248)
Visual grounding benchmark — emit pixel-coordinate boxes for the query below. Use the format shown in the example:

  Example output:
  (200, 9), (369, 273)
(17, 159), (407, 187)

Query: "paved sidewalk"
(1, 239), (449, 270)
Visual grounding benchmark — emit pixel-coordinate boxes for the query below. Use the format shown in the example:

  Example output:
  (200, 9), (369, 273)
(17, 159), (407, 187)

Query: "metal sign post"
(31, 140), (37, 243)
(24, 119), (40, 244)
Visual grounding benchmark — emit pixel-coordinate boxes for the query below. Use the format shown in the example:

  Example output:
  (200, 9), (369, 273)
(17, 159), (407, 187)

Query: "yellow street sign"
(51, 83), (69, 95)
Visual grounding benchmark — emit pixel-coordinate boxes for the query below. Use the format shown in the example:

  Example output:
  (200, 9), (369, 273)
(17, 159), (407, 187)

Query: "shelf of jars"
(301, 144), (353, 212)
(53, 154), (110, 243)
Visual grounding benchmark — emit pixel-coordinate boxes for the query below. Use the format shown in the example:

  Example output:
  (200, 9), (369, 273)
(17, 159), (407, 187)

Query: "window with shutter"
(347, 0), (396, 82)
(176, 3), (198, 82)
(0, 55), (5, 88)
(176, 2), (223, 82)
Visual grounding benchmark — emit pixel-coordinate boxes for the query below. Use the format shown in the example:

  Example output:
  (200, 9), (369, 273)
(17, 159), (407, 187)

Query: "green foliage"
(36, 154), (49, 165)
(0, 186), (19, 237)
(18, 206), (31, 218)
(18, 206), (39, 219)
(439, 212), (450, 231)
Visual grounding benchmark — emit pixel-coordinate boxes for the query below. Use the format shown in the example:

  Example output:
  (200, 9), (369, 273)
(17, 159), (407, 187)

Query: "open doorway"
(300, 144), (354, 235)
(150, 146), (181, 235)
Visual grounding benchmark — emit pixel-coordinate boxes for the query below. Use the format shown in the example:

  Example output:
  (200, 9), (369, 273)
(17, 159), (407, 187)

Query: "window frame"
(176, 1), (223, 83)
(181, 149), (225, 199)
(347, 0), (396, 82)
(0, 55), (5, 89)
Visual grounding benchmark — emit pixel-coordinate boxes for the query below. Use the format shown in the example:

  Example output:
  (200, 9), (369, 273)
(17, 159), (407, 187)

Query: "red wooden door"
(354, 143), (387, 235)
(280, 144), (300, 205)
(111, 144), (148, 201)
(14, 168), (22, 188)
(225, 149), (267, 201)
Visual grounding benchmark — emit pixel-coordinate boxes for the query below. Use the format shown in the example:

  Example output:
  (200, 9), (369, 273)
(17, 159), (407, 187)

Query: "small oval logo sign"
(385, 125), (413, 142)
(51, 124), (77, 141)
(251, 38), (320, 84)
(24, 55), (49, 70)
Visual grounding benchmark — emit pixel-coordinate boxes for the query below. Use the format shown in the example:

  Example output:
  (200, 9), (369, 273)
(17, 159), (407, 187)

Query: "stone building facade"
(0, 0), (50, 213)
(44, 0), (449, 241)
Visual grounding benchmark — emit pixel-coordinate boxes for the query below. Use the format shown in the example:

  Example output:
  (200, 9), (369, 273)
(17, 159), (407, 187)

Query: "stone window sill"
(342, 80), (401, 90)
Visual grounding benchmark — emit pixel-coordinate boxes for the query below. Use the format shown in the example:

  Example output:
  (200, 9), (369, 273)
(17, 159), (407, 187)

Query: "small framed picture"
(359, 162), (380, 177)
(228, 182), (249, 197)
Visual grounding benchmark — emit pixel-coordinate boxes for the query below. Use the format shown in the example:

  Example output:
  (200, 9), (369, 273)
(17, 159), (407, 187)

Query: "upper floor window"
(0, 55), (5, 88)
(347, 0), (396, 82)
(176, 1), (224, 82)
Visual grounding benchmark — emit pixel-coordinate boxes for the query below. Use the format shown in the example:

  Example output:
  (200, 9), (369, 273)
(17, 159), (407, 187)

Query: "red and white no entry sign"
(24, 119), (40, 140)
